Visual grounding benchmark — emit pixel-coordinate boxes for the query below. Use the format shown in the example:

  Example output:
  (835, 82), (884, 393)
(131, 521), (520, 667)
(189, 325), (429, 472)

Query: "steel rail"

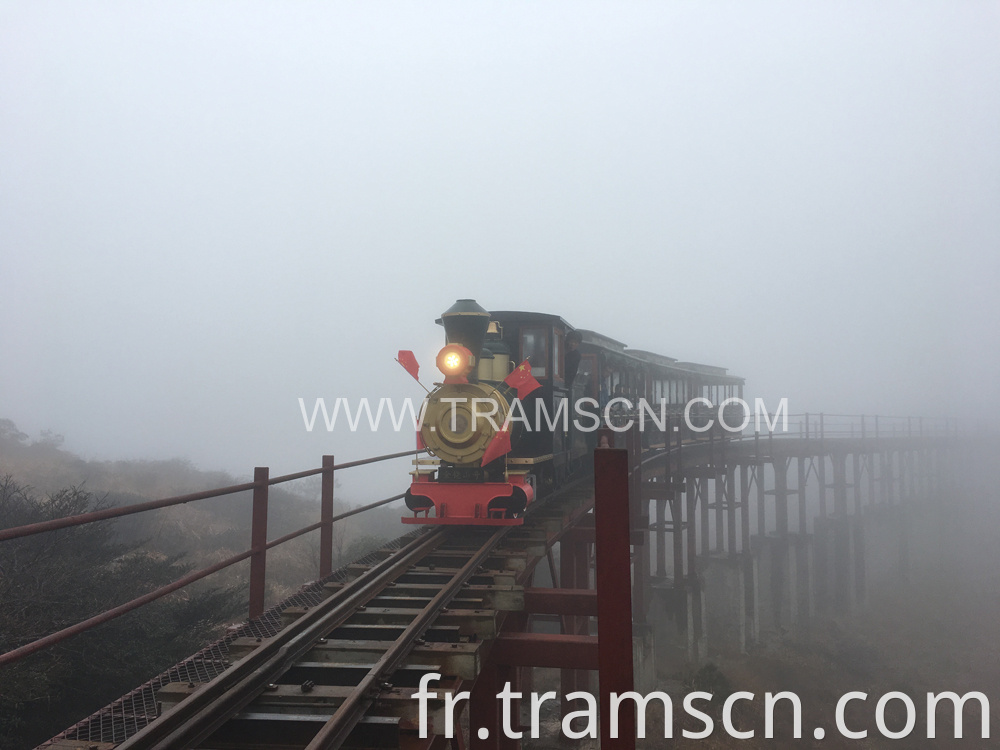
(115, 528), (448, 750)
(304, 526), (512, 750)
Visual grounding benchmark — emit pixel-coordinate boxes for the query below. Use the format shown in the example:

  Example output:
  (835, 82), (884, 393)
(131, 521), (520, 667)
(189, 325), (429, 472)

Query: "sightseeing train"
(401, 299), (744, 526)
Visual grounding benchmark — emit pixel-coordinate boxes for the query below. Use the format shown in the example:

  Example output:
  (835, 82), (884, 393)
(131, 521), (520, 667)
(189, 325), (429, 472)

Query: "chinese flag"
(481, 428), (512, 466)
(396, 350), (420, 382)
(504, 359), (541, 399)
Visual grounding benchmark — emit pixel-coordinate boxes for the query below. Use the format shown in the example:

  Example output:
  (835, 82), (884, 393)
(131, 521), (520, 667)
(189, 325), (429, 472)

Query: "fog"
(2, 2), (998, 501)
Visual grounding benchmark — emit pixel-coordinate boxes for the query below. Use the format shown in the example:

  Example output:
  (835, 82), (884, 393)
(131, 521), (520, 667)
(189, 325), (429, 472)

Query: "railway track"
(106, 525), (506, 750)
(100, 481), (597, 750)
(39, 472), (596, 750)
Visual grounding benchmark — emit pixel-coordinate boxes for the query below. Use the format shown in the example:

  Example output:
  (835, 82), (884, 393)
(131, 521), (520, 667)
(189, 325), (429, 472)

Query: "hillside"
(0, 418), (402, 605)
(0, 418), (410, 750)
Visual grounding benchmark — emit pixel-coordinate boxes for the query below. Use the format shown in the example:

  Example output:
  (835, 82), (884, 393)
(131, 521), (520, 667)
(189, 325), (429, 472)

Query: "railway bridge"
(1, 413), (984, 749)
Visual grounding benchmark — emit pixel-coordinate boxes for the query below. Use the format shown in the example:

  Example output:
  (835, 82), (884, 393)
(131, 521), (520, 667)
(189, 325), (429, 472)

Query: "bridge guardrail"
(0, 447), (425, 668)
(732, 412), (971, 442)
(0, 411), (978, 669)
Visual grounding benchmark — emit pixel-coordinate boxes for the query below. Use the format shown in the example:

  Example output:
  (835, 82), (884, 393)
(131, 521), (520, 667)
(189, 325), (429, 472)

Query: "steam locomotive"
(401, 300), (744, 526)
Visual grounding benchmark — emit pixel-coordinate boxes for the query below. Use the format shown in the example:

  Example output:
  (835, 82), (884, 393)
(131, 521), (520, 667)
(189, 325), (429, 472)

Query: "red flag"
(481, 427), (512, 466)
(396, 350), (420, 382)
(504, 359), (541, 399)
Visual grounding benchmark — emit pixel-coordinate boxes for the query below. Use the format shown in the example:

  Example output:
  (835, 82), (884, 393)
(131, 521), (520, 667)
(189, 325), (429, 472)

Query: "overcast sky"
(2, 2), (998, 500)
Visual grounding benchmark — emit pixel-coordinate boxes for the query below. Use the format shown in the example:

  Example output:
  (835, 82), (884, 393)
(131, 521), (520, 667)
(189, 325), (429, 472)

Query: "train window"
(577, 356), (595, 397)
(553, 331), (563, 380)
(520, 328), (548, 378)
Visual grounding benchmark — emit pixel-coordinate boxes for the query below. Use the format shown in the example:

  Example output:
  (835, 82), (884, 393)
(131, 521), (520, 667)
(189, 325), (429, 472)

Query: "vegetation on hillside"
(0, 419), (399, 749)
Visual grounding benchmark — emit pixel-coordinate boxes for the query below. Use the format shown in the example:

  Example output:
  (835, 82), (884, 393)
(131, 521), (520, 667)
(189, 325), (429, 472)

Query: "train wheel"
(404, 489), (432, 512)
(487, 487), (528, 519)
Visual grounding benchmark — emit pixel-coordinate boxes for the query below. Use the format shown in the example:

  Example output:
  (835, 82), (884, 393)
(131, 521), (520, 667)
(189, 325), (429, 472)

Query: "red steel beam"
(320, 454), (335, 578)
(523, 588), (597, 616)
(573, 534), (592, 696)
(560, 536), (579, 711)
(490, 633), (598, 670)
(470, 659), (499, 750)
(595, 448), (635, 750)
(249, 466), (269, 620)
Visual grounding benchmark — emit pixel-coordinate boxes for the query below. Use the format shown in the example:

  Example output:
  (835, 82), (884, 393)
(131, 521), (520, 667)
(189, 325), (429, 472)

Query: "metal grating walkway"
(39, 533), (417, 748)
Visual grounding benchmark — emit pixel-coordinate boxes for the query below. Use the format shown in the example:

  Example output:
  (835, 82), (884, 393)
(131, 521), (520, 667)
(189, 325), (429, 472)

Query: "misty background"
(2, 1), (998, 502)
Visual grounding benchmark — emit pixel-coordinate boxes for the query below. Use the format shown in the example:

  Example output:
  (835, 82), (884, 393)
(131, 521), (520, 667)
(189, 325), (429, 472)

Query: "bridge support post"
(320, 455), (335, 578)
(628, 425), (649, 626)
(754, 459), (802, 633)
(650, 470), (705, 669)
(700, 474), (710, 556)
(832, 451), (846, 598)
(559, 529), (592, 713)
(650, 463), (707, 671)
(795, 456), (813, 630)
(813, 454), (832, 615)
(740, 462), (758, 650)
(725, 465), (737, 555)
(688, 478), (706, 660)
(469, 660), (500, 750)
(831, 452), (854, 612)
(700, 553), (752, 654)
(714, 472), (725, 554)
(249, 466), (269, 620)
(885, 450), (895, 506)
(594, 449), (635, 750)
(851, 515), (867, 604)
(655, 495), (667, 577)
(812, 514), (831, 615)
(671, 424), (685, 588)
(851, 450), (867, 603)
(700, 464), (754, 655)
(867, 448), (876, 509)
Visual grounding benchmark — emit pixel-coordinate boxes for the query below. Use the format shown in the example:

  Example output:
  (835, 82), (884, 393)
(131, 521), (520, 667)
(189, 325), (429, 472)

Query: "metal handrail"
(0, 447), (424, 668)
(0, 449), (421, 543)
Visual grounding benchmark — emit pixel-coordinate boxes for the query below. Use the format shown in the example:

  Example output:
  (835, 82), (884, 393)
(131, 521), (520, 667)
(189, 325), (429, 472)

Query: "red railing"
(0, 448), (423, 668)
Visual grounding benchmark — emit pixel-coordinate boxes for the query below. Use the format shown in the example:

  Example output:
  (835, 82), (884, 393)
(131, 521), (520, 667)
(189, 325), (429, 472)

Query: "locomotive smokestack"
(438, 299), (491, 380)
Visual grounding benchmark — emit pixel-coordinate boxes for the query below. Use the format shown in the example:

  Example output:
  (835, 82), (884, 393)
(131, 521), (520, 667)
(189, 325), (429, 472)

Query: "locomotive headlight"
(436, 344), (474, 381)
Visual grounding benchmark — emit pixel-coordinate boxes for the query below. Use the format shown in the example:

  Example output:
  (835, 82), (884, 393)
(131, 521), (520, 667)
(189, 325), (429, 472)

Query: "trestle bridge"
(0, 414), (983, 750)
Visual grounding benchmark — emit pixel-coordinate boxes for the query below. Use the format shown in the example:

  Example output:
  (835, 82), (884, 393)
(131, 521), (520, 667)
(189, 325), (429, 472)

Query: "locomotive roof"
(488, 309), (744, 385)
(627, 349), (679, 365)
(489, 310), (574, 329)
(575, 328), (628, 352)
(629, 352), (744, 385)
